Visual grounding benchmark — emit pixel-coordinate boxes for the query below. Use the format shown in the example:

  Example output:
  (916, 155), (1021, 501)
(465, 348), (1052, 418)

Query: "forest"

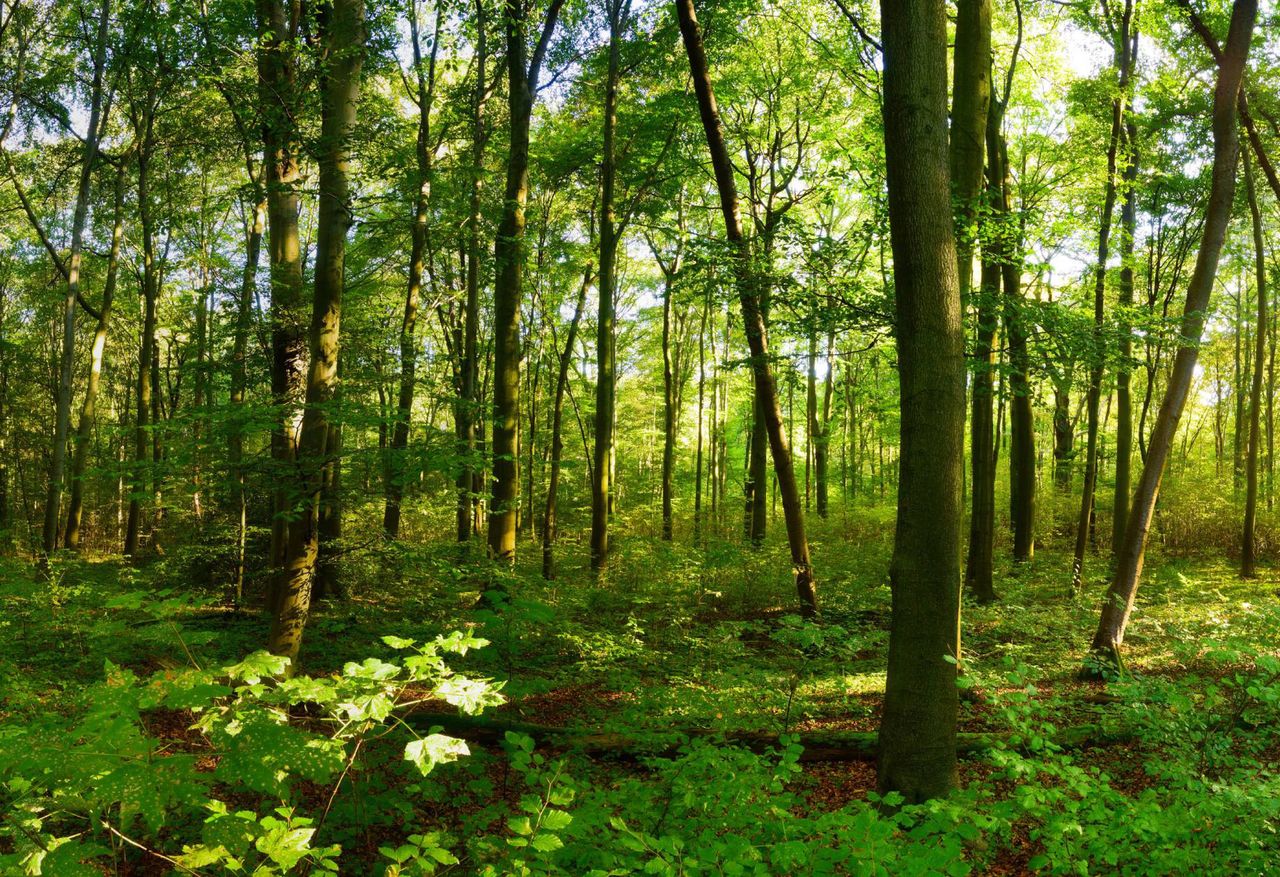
(1, 0), (1279, 872)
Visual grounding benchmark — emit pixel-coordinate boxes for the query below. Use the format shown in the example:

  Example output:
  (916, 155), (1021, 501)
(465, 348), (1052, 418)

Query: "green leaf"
(530, 832), (564, 853)
(405, 734), (470, 776)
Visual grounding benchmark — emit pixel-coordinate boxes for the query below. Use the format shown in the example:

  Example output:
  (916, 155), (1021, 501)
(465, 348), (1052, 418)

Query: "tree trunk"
(997, 134), (1035, 562)
(490, 0), (564, 562)
(257, 0), (308, 590)
(876, 0), (964, 802)
(230, 193), (265, 603)
(954, 0), (993, 600)
(1091, 0), (1255, 666)
(1074, 6), (1134, 594)
(694, 290), (708, 539)
(385, 0), (442, 539)
(1243, 144), (1267, 577)
(459, 0), (488, 543)
(65, 159), (126, 550)
(269, 0), (364, 665)
(125, 109), (159, 559)
(542, 270), (589, 579)
(676, 0), (815, 615)
(591, 0), (627, 568)
(43, 0), (112, 561)
(1113, 115), (1138, 554)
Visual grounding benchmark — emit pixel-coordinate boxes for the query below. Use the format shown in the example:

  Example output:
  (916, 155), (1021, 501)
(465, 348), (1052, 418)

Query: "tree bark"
(542, 270), (590, 579)
(489, 0), (564, 562)
(1113, 115), (1138, 555)
(1090, 0), (1255, 667)
(384, 0), (442, 539)
(1073, 4), (1134, 594)
(590, 0), (628, 568)
(230, 193), (264, 604)
(256, 0), (308, 591)
(675, 0), (816, 615)
(458, 0), (488, 543)
(125, 105), (159, 559)
(876, 0), (964, 802)
(43, 0), (112, 561)
(953, 0), (993, 601)
(65, 158), (127, 549)
(1242, 143), (1267, 577)
(269, 0), (364, 666)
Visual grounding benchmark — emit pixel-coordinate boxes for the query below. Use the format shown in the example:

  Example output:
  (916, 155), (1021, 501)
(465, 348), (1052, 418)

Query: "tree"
(384, 0), (443, 540)
(256, 0), (307, 586)
(1241, 141), (1266, 577)
(877, 0), (964, 801)
(1090, 0), (1255, 668)
(1072, 0), (1136, 596)
(953, 0), (994, 602)
(29, 0), (113, 562)
(674, 0), (816, 616)
(590, 0), (629, 570)
(488, 0), (564, 562)
(269, 0), (365, 664)
(65, 155), (128, 549)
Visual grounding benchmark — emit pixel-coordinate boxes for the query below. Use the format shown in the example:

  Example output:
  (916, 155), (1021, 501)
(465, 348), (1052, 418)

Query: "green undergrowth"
(2, 514), (1279, 874)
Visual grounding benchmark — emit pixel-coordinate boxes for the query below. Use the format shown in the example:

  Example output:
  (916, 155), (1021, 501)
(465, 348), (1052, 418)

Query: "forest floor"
(3, 508), (1280, 874)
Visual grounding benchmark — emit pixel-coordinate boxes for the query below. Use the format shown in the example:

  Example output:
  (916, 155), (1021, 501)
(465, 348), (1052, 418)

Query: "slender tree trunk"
(997, 132), (1035, 562)
(694, 290), (708, 539)
(542, 270), (589, 579)
(661, 273), (676, 540)
(490, 0), (564, 562)
(125, 111), (159, 558)
(591, 0), (628, 567)
(1243, 144), (1267, 577)
(230, 194), (265, 603)
(875, 0), (964, 802)
(1075, 5), (1134, 593)
(385, 0), (441, 538)
(1113, 116), (1138, 554)
(676, 0), (815, 614)
(66, 159), (126, 549)
(43, 0), (111, 561)
(458, 0), (488, 543)
(1091, 0), (1255, 666)
(269, 0), (364, 665)
(954, 0), (993, 600)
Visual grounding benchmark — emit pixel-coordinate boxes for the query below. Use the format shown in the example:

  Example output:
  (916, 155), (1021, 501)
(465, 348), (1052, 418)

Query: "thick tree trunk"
(1113, 116), (1138, 554)
(1091, 0), (1255, 665)
(269, 0), (364, 665)
(43, 0), (111, 561)
(676, 0), (815, 615)
(542, 270), (589, 579)
(876, 0), (964, 802)
(66, 160), (126, 549)
(490, 0), (564, 562)
(256, 0), (308, 590)
(1243, 145), (1267, 577)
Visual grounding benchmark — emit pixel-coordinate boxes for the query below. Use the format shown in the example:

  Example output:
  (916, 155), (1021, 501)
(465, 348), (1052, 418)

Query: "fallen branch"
(405, 711), (1137, 763)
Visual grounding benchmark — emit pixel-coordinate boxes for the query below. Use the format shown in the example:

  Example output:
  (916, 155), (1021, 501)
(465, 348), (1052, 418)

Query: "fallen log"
(404, 711), (1136, 763)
